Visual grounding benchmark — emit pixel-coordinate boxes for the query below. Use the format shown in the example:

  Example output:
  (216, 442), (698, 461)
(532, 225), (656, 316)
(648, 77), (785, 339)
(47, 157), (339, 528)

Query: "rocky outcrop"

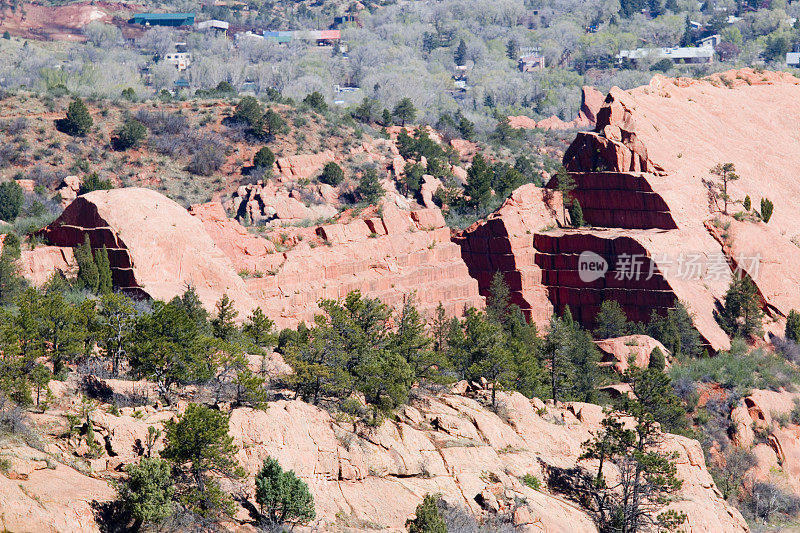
(0, 444), (115, 533)
(227, 391), (748, 532)
(596, 334), (670, 373)
(41, 188), (256, 316)
(508, 86), (605, 131)
(18, 246), (76, 286)
(226, 182), (338, 226)
(453, 185), (564, 326)
(275, 150), (336, 181)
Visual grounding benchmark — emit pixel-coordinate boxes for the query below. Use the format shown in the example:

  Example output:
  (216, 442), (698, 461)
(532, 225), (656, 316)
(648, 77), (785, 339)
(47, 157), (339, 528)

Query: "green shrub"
(56, 98), (93, 136)
(79, 172), (113, 195)
(406, 494), (446, 533)
(0, 181), (24, 222)
(302, 91), (327, 112)
(318, 161), (344, 186)
(255, 456), (316, 525)
(116, 457), (174, 524)
(112, 118), (146, 151)
(760, 197), (773, 223)
(522, 473), (541, 490)
(253, 146), (275, 169)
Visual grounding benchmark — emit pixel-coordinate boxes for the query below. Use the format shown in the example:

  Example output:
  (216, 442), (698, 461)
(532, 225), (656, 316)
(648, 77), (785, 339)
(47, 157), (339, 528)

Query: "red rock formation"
(453, 185), (563, 326)
(41, 188), (256, 316)
(596, 334), (670, 373)
(275, 150), (335, 181)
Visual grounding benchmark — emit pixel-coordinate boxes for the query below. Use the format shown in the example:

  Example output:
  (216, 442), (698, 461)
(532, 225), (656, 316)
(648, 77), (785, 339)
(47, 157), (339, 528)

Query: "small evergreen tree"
(569, 199), (584, 227)
(486, 271), (510, 324)
(464, 152), (493, 208)
(94, 246), (113, 294)
(406, 494), (447, 533)
(743, 195), (751, 211)
(554, 167), (576, 221)
(381, 108), (393, 126)
(78, 172), (113, 195)
(253, 146), (275, 169)
(211, 294), (239, 341)
(648, 346), (666, 371)
(255, 456), (316, 525)
(234, 95), (263, 127)
(594, 300), (628, 339)
(262, 108), (287, 137)
(117, 457), (174, 527)
(355, 168), (384, 205)
(716, 274), (763, 338)
(709, 162), (739, 214)
(454, 39), (467, 65)
(112, 118), (146, 151)
(161, 403), (244, 517)
(786, 310), (800, 342)
(75, 235), (99, 293)
(319, 161), (345, 186)
(243, 307), (276, 347)
(302, 91), (327, 112)
(393, 98), (417, 126)
(56, 97), (93, 136)
(0, 181), (24, 222)
(760, 197), (773, 223)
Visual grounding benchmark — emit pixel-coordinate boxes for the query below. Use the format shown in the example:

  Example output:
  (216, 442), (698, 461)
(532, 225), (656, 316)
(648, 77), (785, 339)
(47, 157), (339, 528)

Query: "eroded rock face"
(41, 188), (256, 317)
(0, 444), (115, 533)
(228, 391), (748, 532)
(453, 185), (564, 327)
(596, 334), (670, 373)
(275, 150), (336, 181)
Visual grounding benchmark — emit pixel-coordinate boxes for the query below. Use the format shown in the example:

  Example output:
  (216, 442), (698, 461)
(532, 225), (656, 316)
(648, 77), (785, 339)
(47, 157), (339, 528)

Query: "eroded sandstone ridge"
(458, 68), (800, 350)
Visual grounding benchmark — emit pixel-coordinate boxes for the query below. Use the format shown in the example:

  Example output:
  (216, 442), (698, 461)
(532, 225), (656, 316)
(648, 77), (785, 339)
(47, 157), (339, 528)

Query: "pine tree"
(211, 294), (239, 341)
(0, 181), (24, 222)
(94, 246), (113, 294)
(393, 98), (417, 127)
(487, 271), (510, 324)
(569, 199), (584, 227)
(406, 495), (447, 533)
(253, 146), (275, 169)
(786, 310), (800, 342)
(464, 152), (493, 208)
(390, 295), (441, 382)
(75, 235), (99, 293)
(709, 162), (739, 214)
(319, 162), (345, 186)
(355, 168), (384, 205)
(454, 38), (467, 65)
(716, 274), (763, 338)
(161, 404), (244, 517)
(255, 456), (316, 525)
(98, 292), (137, 376)
(56, 97), (93, 136)
(554, 167), (576, 221)
(743, 195), (751, 211)
(243, 307), (276, 347)
(594, 300), (628, 339)
(648, 346), (666, 371)
(760, 197), (774, 223)
(117, 457), (174, 527)
(234, 96), (263, 127)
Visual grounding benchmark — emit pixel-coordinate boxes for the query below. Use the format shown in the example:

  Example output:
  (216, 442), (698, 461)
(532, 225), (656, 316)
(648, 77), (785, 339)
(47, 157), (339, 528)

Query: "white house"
(164, 52), (191, 71)
(616, 45), (714, 65)
(787, 52), (800, 67)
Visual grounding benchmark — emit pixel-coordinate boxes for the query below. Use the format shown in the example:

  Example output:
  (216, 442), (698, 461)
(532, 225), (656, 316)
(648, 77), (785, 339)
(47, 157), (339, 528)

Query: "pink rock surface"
(275, 150), (335, 181)
(595, 335), (670, 373)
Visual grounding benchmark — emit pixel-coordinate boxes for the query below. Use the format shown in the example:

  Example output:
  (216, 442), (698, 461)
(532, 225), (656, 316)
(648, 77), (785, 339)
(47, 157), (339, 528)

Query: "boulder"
(595, 335), (670, 373)
(275, 150), (335, 181)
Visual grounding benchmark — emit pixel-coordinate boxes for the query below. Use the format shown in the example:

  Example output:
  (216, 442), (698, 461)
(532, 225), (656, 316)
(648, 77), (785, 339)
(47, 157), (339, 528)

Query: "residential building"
(616, 45), (714, 66)
(164, 52), (191, 71)
(519, 54), (545, 72)
(787, 52), (800, 67)
(196, 19), (229, 36)
(128, 13), (195, 27)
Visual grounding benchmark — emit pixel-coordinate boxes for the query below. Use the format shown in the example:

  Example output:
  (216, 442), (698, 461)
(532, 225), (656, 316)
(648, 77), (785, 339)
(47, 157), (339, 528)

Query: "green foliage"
(545, 307), (604, 403)
(620, 365), (687, 433)
(255, 456), (316, 525)
(786, 310), (800, 342)
(112, 118), (146, 151)
(521, 473), (541, 490)
(393, 98), (417, 126)
(0, 181), (24, 222)
(406, 494), (447, 533)
(580, 371), (686, 532)
(302, 91), (327, 112)
(262, 108), (287, 137)
(243, 306), (276, 347)
(97, 292), (137, 376)
(253, 146), (275, 169)
(74, 235), (99, 293)
(464, 153), (493, 208)
(162, 403), (243, 517)
(78, 172), (113, 195)
(743, 195), (751, 211)
(646, 302), (702, 358)
(454, 39), (467, 65)
(210, 294), (239, 341)
(355, 167), (384, 205)
(234, 95), (263, 127)
(715, 275), (763, 339)
(594, 300), (628, 339)
(56, 97), (93, 136)
(121, 87), (136, 101)
(709, 162), (739, 214)
(402, 162), (425, 198)
(318, 161), (345, 186)
(553, 167), (576, 220)
(648, 346), (666, 371)
(486, 271), (510, 325)
(760, 197), (773, 223)
(569, 199), (584, 227)
(129, 291), (214, 396)
(117, 457), (174, 525)
(650, 58), (673, 72)
(94, 246), (112, 294)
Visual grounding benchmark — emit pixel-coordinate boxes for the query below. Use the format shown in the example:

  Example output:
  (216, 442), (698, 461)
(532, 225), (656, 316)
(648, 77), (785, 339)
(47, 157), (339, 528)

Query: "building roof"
(617, 46), (715, 60)
(196, 19), (229, 30)
(788, 52), (800, 65)
(129, 13), (195, 25)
